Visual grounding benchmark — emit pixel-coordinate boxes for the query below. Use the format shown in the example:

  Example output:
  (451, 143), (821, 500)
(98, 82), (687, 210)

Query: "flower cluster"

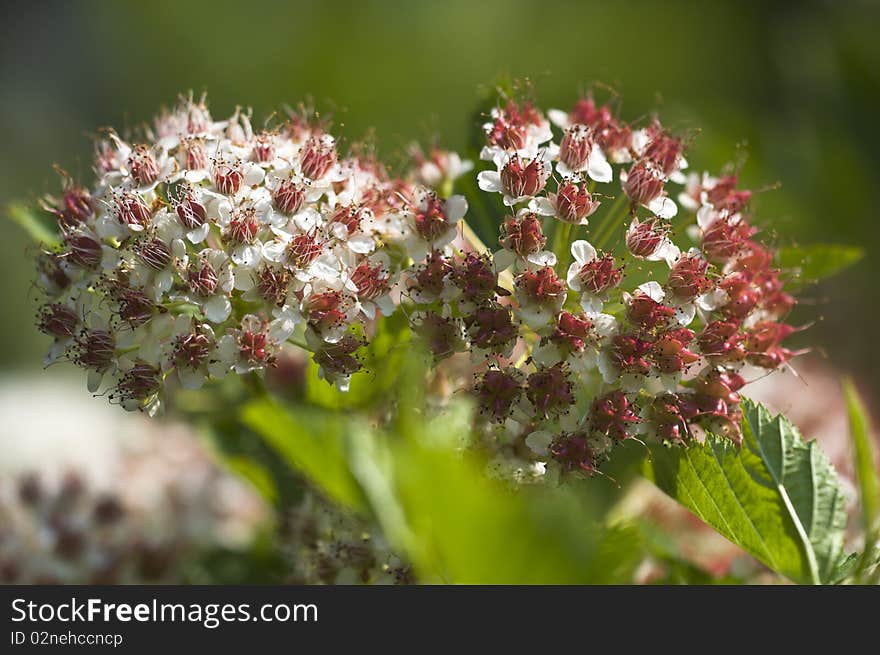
(30, 90), (804, 479)
(283, 492), (413, 585)
(34, 95), (470, 412)
(0, 427), (264, 584)
(457, 93), (801, 476)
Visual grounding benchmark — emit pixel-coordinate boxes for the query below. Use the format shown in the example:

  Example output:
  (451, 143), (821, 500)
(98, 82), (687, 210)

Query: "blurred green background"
(1, 0), (877, 395)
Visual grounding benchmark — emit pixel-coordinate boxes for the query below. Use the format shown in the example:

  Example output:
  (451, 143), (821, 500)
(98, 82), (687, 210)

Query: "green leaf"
(244, 385), (644, 583)
(645, 400), (847, 584)
(456, 158), (505, 245)
(240, 400), (366, 511)
(7, 203), (61, 248)
(843, 378), (880, 582)
(221, 454), (279, 505)
(777, 244), (863, 288)
(389, 436), (643, 583)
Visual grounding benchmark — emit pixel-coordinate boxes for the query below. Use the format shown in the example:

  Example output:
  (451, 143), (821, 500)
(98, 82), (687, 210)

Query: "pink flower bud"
(651, 327), (699, 374)
(272, 178), (306, 215)
(667, 253), (712, 301)
(411, 250), (451, 298)
(252, 132), (276, 163)
(487, 115), (527, 151)
(500, 156), (548, 199)
(114, 191), (153, 230)
(611, 333), (653, 375)
(549, 432), (599, 474)
(65, 232), (102, 269)
(559, 125), (593, 171)
(642, 122), (684, 176)
(626, 292), (675, 330)
(697, 320), (744, 361)
(306, 291), (348, 333)
(73, 329), (115, 371)
(62, 185), (93, 223)
(701, 216), (755, 262)
(127, 145), (159, 186)
(180, 138), (208, 171)
(255, 266), (291, 306)
(137, 237), (172, 270)
(622, 160), (664, 206)
(174, 325), (214, 369)
(464, 306), (517, 352)
(414, 194), (451, 242)
(175, 192), (207, 230)
(37, 303), (78, 338)
(286, 232), (326, 269)
(212, 160), (244, 195)
(474, 368), (523, 421)
(650, 394), (690, 443)
(115, 288), (154, 327)
(549, 311), (594, 354)
(300, 136), (337, 180)
(452, 253), (498, 304)
(114, 362), (161, 405)
(499, 213), (546, 256)
(719, 273), (758, 319)
(237, 321), (276, 367)
(225, 208), (259, 244)
(626, 218), (666, 258)
(350, 261), (390, 301)
(526, 364), (574, 417)
(330, 204), (367, 235)
(515, 266), (565, 307)
(187, 260), (218, 296)
(591, 390), (639, 440)
(576, 253), (623, 295)
(485, 102), (541, 150)
(553, 181), (599, 224)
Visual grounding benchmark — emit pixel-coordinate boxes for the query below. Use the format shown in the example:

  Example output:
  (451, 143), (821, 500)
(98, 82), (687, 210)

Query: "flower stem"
(552, 221), (572, 271)
(592, 193), (629, 252)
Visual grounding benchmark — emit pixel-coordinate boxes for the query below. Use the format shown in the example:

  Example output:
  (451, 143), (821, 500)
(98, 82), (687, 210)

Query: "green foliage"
(6, 203), (60, 248)
(645, 399), (847, 584)
(242, 347), (646, 584)
(245, 398), (645, 583)
(843, 379), (880, 583)
(777, 244), (864, 289)
(241, 401), (367, 511)
(455, 154), (505, 245)
(387, 434), (642, 583)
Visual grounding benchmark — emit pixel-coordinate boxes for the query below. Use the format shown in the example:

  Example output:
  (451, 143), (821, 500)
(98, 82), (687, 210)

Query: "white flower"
(565, 240), (613, 315)
(619, 167), (678, 219)
(626, 217), (680, 267)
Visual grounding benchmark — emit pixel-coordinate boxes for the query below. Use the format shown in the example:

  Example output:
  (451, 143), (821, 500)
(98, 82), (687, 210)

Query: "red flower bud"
(499, 213), (546, 256)
(553, 181), (599, 224)
(500, 156), (548, 198)
(577, 253), (623, 295)
(623, 160), (664, 205)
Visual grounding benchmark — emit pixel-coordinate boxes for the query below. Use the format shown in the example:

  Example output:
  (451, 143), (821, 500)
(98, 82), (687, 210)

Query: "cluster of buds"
(33, 94), (471, 412)
(459, 92), (803, 478)
(30, 90), (805, 481)
(283, 492), (413, 585)
(0, 429), (264, 584)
